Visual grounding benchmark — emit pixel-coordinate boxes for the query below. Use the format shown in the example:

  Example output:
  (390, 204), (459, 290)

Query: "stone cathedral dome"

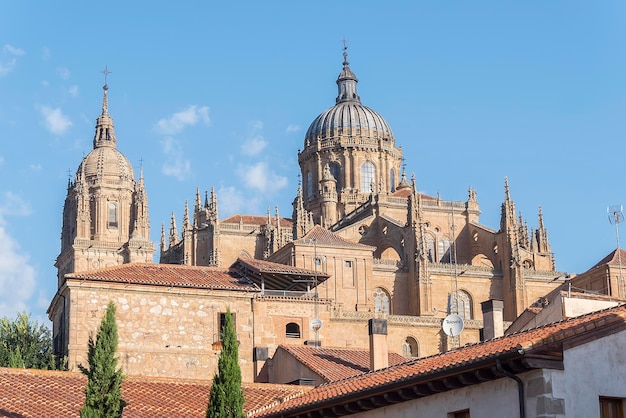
(304, 49), (395, 147)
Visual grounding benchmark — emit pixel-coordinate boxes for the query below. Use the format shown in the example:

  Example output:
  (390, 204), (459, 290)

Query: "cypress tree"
(78, 301), (126, 418)
(206, 307), (245, 418)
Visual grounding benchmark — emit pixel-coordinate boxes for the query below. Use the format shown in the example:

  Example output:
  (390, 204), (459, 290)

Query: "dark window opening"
(286, 322), (301, 338)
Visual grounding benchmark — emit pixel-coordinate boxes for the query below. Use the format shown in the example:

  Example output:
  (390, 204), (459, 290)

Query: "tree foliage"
(0, 312), (56, 369)
(78, 301), (126, 418)
(206, 307), (245, 418)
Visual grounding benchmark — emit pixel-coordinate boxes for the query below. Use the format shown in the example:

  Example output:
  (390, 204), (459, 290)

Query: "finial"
(101, 66), (111, 90)
(341, 37), (349, 66)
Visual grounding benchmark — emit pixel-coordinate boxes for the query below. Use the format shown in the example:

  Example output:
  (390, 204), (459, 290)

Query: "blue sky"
(1, 1), (625, 324)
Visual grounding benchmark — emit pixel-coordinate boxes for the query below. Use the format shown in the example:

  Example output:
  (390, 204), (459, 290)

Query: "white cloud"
(68, 85), (79, 97)
(0, 194), (36, 318)
(0, 156), (4, 167)
(154, 105), (210, 135)
(241, 121), (267, 156)
(29, 163), (42, 171)
(286, 124), (301, 133)
(4, 45), (24, 56)
(41, 80), (49, 87)
(217, 186), (249, 216)
(238, 162), (288, 194)
(0, 191), (32, 217)
(40, 106), (72, 135)
(42, 47), (51, 61)
(57, 67), (70, 80)
(160, 137), (191, 180)
(0, 44), (25, 77)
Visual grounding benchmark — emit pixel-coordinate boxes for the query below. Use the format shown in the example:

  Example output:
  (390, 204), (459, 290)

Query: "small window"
(286, 323), (301, 339)
(345, 260), (352, 268)
(448, 410), (470, 418)
(329, 162), (341, 194)
(218, 312), (236, 340)
(390, 168), (395, 192)
(438, 237), (451, 263)
(306, 172), (313, 199)
(360, 161), (375, 192)
(600, 397), (625, 418)
(448, 290), (472, 320)
(108, 202), (118, 228)
(402, 337), (418, 358)
(374, 287), (390, 314)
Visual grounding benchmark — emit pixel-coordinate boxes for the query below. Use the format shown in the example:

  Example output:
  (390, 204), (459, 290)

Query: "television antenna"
(305, 238), (322, 346)
(608, 205), (624, 297)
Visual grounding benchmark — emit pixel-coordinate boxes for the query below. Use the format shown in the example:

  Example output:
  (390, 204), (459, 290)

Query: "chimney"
(481, 299), (504, 340)
(368, 318), (388, 371)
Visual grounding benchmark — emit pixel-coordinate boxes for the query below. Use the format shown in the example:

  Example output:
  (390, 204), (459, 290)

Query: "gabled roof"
(222, 214), (294, 228)
(65, 263), (259, 292)
(588, 248), (626, 270)
(295, 225), (374, 250)
(231, 258), (329, 291)
(0, 368), (310, 417)
(278, 345), (407, 383)
(253, 305), (626, 417)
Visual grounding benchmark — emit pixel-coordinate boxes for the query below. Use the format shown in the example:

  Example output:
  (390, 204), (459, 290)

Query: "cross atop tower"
(101, 66), (112, 89)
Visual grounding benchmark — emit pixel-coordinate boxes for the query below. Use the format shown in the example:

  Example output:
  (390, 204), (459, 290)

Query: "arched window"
(360, 161), (375, 193)
(438, 237), (451, 263)
(448, 290), (472, 320)
(329, 162), (341, 194)
(390, 168), (395, 192)
(286, 323), (301, 338)
(402, 337), (418, 357)
(373, 287), (391, 314)
(108, 202), (118, 228)
(425, 234), (435, 262)
(306, 172), (313, 199)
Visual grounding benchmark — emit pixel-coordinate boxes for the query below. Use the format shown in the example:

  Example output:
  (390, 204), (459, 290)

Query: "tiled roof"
(253, 305), (626, 417)
(66, 263), (260, 292)
(279, 345), (407, 382)
(222, 214), (294, 228)
(233, 258), (329, 279)
(589, 248), (626, 270)
(231, 258), (329, 292)
(295, 225), (374, 250)
(0, 368), (309, 417)
(391, 188), (437, 201)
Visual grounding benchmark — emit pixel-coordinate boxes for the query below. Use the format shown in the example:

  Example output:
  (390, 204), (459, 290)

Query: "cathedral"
(49, 49), (571, 382)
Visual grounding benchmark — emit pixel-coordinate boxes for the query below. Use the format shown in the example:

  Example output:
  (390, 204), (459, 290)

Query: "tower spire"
(93, 66), (117, 149)
(336, 40), (360, 104)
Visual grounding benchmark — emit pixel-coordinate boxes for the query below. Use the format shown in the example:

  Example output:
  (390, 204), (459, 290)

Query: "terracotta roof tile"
(253, 305), (626, 417)
(222, 214), (294, 228)
(279, 345), (407, 382)
(233, 258), (329, 278)
(294, 225), (374, 250)
(589, 248), (626, 270)
(0, 368), (309, 417)
(66, 263), (260, 292)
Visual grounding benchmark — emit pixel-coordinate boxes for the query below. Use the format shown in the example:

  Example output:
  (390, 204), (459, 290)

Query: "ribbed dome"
(304, 102), (394, 146)
(304, 48), (394, 147)
(78, 146), (134, 183)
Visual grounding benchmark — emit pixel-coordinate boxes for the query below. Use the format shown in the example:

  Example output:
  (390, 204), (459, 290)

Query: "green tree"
(78, 301), (126, 418)
(0, 312), (56, 369)
(206, 307), (245, 418)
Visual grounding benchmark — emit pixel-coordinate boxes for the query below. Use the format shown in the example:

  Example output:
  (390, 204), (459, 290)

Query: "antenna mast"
(608, 205), (624, 298)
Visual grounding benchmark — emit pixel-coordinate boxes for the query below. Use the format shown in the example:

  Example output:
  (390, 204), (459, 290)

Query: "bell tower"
(55, 70), (155, 287)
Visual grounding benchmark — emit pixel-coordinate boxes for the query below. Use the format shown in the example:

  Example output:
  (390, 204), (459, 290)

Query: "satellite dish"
(310, 318), (323, 332)
(442, 314), (464, 337)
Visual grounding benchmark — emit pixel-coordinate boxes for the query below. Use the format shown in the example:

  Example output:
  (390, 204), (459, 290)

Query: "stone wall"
(64, 280), (255, 381)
